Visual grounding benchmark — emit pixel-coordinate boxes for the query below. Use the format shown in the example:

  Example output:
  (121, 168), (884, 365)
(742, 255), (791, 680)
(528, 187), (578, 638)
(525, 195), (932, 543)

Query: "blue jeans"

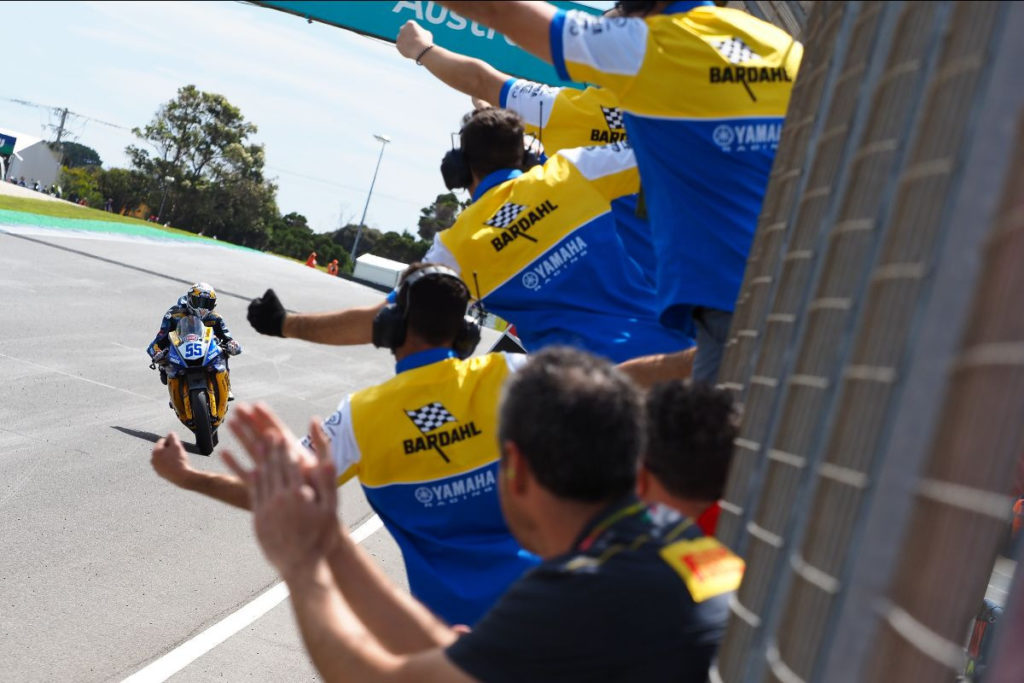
(692, 307), (733, 385)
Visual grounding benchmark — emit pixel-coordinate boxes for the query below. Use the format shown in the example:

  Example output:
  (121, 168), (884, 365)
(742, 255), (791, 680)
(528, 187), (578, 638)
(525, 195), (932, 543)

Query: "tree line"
(58, 85), (464, 271)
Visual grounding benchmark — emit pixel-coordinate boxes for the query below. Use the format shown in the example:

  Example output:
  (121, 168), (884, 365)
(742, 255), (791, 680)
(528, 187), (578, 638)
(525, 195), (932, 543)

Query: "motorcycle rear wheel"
(190, 389), (215, 456)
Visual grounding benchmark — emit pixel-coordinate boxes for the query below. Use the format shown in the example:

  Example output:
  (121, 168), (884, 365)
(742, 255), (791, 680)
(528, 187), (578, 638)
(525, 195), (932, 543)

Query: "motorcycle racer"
(148, 283), (242, 397)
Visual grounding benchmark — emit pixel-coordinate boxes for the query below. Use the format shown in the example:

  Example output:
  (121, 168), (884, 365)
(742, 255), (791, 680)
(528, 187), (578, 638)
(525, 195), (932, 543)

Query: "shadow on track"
(111, 425), (203, 455)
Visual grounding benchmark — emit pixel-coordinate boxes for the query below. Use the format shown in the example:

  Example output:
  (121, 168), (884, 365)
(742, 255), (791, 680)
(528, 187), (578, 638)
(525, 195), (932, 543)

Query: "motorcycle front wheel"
(190, 388), (215, 456)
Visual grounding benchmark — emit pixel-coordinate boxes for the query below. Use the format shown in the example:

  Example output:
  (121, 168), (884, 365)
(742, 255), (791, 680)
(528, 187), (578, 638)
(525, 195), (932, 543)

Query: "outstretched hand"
(247, 288), (286, 337)
(151, 432), (192, 486)
(397, 20), (433, 60)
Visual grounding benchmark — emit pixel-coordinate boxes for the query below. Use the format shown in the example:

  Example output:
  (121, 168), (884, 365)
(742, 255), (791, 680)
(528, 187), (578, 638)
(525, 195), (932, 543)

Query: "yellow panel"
(351, 355), (509, 486)
(659, 536), (745, 602)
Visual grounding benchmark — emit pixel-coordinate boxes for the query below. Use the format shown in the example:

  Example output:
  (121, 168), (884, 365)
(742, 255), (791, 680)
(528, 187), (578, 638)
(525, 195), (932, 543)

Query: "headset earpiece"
(441, 148), (473, 190)
(371, 265), (481, 359)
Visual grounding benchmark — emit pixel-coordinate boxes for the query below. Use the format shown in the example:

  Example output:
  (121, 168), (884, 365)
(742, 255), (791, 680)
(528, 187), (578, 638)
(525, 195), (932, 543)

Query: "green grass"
(0, 193), (201, 239)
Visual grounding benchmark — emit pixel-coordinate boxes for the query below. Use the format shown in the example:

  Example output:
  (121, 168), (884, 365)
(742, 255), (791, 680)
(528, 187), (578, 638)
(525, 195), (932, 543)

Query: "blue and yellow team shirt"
(550, 1), (803, 328)
(425, 143), (693, 362)
(315, 350), (535, 626)
(500, 78), (657, 283)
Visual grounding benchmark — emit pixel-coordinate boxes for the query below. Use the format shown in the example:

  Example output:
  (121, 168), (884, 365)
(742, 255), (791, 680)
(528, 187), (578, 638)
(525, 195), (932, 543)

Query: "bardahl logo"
(487, 200), (560, 252)
(412, 468), (497, 508)
(712, 122), (782, 152)
(709, 37), (791, 102)
(402, 402), (482, 463)
(591, 106), (626, 143)
(521, 236), (588, 291)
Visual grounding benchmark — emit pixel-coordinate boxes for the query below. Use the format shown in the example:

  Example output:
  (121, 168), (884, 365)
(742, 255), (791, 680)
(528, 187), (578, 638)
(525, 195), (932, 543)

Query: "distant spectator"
(305, 251), (317, 268)
(226, 347), (743, 682)
(327, 258), (339, 276)
(105, 197), (113, 212)
(638, 380), (738, 535)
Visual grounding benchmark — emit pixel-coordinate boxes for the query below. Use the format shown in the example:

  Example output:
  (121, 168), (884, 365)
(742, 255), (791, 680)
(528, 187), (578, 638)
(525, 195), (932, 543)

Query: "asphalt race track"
(0, 222), (497, 681)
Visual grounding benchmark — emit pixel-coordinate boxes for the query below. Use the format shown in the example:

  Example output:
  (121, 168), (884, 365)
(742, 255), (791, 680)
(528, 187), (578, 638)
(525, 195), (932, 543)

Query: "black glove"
(248, 288), (286, 337)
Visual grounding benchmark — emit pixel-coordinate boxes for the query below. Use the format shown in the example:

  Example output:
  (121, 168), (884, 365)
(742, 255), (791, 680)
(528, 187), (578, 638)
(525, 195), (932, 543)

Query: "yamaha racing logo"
(521, 236), (588, 291)
(712, 122), (782, 152)
(412, 468), (497, 508)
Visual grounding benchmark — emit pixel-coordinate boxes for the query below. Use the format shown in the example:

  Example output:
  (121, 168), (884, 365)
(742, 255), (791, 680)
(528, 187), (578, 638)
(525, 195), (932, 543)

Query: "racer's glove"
(151, 348), (168, 364)
(226, 340), (242, 356)
(248, 288), (286, 337)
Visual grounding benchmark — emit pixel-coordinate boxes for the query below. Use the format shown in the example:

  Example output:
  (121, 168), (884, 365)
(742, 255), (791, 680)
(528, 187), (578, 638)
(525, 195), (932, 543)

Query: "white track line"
(122, 514), (385, 683)
(0, 352), (156, 403)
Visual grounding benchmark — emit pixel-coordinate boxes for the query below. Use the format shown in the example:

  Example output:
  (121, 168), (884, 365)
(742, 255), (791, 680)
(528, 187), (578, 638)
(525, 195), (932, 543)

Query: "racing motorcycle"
(150, 315), (231, 455)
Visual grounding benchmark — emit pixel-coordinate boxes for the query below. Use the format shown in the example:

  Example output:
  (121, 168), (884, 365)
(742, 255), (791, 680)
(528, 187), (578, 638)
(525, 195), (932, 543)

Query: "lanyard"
(577, 501), (649, 552)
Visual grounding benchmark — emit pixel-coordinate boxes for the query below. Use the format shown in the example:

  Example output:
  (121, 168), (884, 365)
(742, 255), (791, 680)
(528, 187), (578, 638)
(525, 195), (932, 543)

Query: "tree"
(332, 223), (382, 256)
(417, 192), (465, 241)
(59, 167), (103, 207)
(126, 85), (275, 242)
(97, 168), (150, 214)
(55, 141), (102, 168)
(370, 231), (432, 263)
(266, 212), (352, 270)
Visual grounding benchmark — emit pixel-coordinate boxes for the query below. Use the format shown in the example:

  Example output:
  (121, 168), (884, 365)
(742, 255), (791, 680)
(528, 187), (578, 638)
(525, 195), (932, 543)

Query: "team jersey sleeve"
(556, 142), (640, 203)
(300, 395), (361, 485)
(424, 233), (461, 273)
(500, 78), (560, 136)
(550, 9), (649, 94)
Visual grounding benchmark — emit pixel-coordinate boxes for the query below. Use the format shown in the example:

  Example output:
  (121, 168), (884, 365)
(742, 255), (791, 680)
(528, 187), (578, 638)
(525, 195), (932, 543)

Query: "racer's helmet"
(186, 282), (217, 314)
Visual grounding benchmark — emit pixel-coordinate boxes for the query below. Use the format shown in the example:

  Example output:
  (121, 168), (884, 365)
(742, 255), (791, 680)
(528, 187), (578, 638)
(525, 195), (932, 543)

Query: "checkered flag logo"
(486, 202), (528, 229)
(713, 37), (759, 64)
(406, 402), (457, 433)
(601, 106), (624, 131)
(405, 402), (457, 462)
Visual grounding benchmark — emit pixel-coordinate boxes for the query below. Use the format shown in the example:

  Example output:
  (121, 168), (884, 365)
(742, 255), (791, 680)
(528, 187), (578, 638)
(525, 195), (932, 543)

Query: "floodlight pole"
(351, 133), (391, 263)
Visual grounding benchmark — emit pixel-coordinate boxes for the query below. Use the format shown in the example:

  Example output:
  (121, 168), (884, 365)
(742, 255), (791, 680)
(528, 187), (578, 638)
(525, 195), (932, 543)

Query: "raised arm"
(248, 288), (384, 345)
(151, 432), (250, 510)
(396, 20), (509, 107)
(282, 303), (384, 345)
(438, 2), (557, 64)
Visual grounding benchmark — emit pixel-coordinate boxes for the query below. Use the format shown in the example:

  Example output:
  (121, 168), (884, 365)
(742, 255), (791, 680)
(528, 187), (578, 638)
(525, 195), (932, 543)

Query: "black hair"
(499, 347), (643, 503)
(460, 108), (525, 178)
(399, 262), (469, 346)
(644, 381), (738, 501)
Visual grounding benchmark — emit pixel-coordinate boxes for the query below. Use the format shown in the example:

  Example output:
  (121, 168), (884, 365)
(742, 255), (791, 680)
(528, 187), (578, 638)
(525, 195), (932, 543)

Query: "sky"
(0, 1), (608, 236)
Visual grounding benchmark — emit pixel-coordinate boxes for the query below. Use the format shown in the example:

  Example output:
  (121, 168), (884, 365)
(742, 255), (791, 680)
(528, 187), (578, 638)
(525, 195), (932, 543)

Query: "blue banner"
(0, 133), (15, 156)
(253, 1), (599, 88)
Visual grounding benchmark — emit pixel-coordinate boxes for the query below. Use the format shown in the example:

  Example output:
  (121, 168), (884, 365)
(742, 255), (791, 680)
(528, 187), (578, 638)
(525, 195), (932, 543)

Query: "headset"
(372, 265), (482, 359)
(441, 114), (545, 191)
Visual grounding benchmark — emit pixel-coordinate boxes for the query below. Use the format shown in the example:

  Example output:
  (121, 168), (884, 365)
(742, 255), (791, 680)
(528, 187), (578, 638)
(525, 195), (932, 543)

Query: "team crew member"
(153, 264), (536, 625)
(395, 20), (656, 281)
(439, 0), (802, 382)
(638, 380), (738, 535)
(424, 107), (691, 363)
(227, 347), (743, 682)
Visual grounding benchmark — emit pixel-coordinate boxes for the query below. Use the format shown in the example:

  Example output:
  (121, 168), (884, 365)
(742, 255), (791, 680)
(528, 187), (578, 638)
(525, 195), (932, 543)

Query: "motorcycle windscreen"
(174, 315), (210, 363)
